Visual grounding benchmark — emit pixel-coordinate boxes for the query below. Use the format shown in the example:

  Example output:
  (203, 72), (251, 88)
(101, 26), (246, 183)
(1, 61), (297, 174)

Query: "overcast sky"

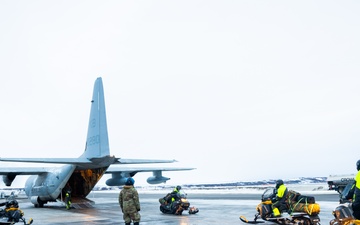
(0, 1), (359, 186)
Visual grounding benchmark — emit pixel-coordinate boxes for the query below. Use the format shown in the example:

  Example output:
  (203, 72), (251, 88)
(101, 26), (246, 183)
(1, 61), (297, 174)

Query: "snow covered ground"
(94, 183), (336, 195)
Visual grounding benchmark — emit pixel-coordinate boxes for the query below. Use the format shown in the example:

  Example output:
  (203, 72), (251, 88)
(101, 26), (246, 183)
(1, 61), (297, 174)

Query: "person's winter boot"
(134, 222), (139, 225)
(125, 223), (130, 225)
(272, 208), (281, 217)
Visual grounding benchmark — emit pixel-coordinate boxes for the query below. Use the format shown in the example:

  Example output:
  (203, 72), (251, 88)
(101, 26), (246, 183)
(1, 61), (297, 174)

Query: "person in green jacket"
(272, 179), (288, 217)
(119, 177), (141, 225)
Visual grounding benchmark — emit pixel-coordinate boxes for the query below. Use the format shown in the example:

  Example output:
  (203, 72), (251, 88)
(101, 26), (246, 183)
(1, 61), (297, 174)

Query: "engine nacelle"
(147, 176), (170, 184)
(2, 174), (16, 186)
(106, 177), (128, 186)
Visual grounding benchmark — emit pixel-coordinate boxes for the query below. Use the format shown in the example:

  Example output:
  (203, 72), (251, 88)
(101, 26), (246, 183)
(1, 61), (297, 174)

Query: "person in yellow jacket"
(272, 179), (288, 217)
(345, 160), (360, 219)
(64, 184), (72, 210)
(170, 186), (182, 202)
(169, 185), (182, 213)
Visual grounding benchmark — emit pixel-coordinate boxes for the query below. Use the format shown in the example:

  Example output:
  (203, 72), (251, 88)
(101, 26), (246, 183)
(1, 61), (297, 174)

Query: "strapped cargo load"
(289, 202), (320, 216)
(286, 190), (320, 215)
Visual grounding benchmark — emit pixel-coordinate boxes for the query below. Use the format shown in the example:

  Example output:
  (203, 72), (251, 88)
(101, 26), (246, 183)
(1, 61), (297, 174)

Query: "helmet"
(357, 160), (360, 171)
(275, 179), (284, 189)
(6, 199), (18, 208)
(176, 185), (182, 191)
(125, 177), (135, 185)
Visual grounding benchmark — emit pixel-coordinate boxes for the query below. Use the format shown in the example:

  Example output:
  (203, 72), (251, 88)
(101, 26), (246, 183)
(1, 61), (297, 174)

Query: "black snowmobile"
(329, 204), (360, 225)
(159, 192), (199, 215)
(0, 197), (33, 225)
(239, 187), (320, 225)
(329, 182), (360, 225)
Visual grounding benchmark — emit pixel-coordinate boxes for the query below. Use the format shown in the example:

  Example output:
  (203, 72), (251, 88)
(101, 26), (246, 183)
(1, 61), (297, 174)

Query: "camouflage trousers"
(123, 211), (141, 223)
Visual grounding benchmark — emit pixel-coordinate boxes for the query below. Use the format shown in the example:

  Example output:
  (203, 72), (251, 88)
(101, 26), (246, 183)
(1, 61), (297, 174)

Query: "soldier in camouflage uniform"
(119, 177), (141, 225)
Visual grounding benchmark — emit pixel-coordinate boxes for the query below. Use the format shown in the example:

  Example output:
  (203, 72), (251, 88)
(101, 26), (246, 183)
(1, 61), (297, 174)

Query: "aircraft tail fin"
(81, 77), (110, 159)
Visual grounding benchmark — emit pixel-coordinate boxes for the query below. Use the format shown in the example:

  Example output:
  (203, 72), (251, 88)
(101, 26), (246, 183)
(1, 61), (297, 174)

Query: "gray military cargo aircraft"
(0, 77), (194, 207)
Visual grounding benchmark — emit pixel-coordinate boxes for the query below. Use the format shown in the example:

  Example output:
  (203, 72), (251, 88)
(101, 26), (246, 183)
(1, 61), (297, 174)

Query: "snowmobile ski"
(239, 215), (265, 224)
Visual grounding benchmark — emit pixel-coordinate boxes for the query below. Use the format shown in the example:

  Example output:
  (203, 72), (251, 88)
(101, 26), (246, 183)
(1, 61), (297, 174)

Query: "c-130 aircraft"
(0, 77), (194, 207)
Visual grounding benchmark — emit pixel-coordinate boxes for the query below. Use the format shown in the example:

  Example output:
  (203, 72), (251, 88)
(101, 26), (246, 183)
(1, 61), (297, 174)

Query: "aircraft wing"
(104, 165), (196, 185)
(105, 165), (195, 173)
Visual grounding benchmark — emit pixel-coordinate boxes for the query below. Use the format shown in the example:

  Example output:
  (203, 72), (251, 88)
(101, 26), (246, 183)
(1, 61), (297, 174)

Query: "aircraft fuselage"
(24, 164), (108, 207)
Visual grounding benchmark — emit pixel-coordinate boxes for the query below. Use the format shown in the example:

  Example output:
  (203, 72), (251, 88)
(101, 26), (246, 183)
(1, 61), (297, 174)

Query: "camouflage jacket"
(119, 185), (140, 213)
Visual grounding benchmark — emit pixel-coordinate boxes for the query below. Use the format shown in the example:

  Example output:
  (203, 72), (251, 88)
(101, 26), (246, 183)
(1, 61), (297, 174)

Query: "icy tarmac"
(12, 186), (342, 225)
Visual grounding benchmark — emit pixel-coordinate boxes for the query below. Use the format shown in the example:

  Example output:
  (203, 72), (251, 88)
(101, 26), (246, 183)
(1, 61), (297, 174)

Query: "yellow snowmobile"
(240, 187), (320, 225)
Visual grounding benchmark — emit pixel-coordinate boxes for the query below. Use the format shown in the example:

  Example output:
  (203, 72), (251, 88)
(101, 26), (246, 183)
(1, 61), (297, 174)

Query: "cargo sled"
(239, 187), (320, 225)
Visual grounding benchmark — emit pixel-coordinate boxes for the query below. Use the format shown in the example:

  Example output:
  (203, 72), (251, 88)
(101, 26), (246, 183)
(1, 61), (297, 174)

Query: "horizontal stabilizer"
(116, 159), (177, 164)
(0, 167), (51, 175)
(0, 158), (91, 164)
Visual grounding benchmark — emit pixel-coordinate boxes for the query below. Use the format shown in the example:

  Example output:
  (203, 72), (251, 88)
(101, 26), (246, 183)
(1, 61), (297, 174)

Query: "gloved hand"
(271, 198), (277, 203)
(137, 208), (140, 212)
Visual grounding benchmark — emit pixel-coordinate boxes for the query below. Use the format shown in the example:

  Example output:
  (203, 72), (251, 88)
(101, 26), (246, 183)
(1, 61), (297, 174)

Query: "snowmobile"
(239, 187), (320, 225)
(329, 204), (360, 225)
(0, 197), (33, 225)
(329, 182), (360, 225)
(159, 192), (199, 215)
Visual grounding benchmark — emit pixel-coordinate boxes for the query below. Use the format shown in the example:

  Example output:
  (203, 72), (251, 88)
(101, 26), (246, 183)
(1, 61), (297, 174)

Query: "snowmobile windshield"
(179, 191), (187, 199)
(333, 205), (354, 219)
(340, 182), (354, 203)
(262, 188), (276, 201)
